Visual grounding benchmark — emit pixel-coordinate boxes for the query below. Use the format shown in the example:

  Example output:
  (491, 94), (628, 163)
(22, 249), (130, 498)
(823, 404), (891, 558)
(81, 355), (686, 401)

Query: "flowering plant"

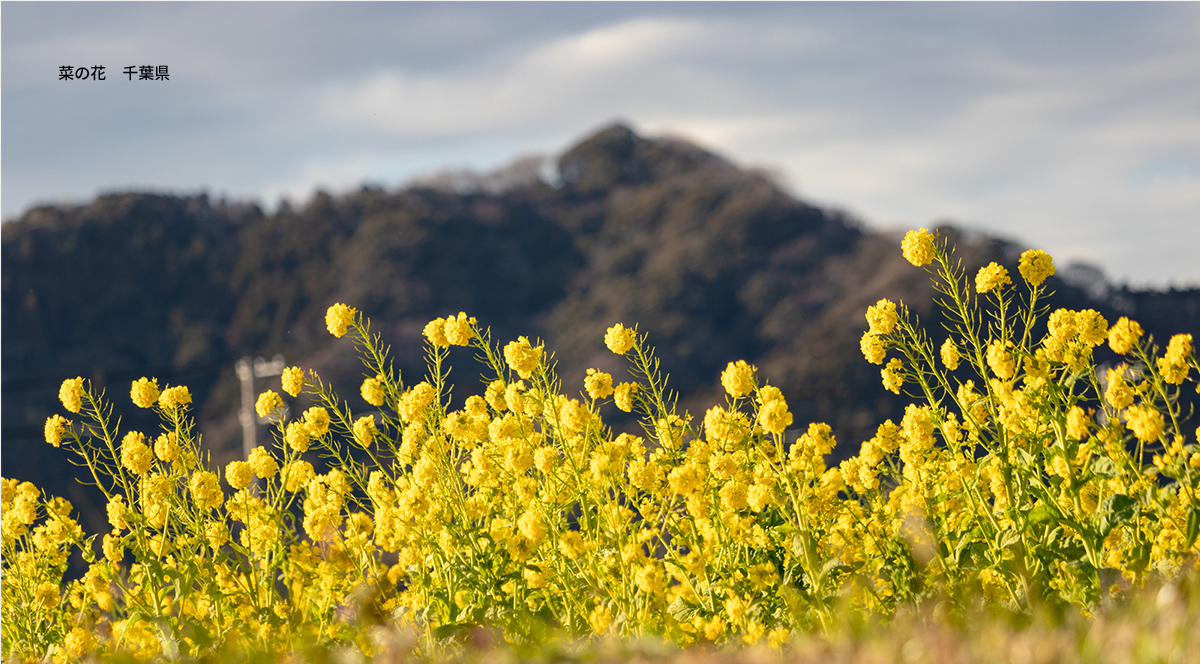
(4, 232), (1197, 660)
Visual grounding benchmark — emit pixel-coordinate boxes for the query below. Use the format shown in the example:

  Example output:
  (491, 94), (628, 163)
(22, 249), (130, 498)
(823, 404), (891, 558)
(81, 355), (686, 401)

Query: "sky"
(3, 2), (1198, 287)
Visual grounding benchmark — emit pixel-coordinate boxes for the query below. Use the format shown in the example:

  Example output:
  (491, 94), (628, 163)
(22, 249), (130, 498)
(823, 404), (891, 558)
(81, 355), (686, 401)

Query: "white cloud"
(5, 3), (1199, 284)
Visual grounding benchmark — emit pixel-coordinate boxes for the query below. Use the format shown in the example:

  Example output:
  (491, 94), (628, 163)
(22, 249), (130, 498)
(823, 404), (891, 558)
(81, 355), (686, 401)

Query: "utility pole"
(235, 354), (286, 459)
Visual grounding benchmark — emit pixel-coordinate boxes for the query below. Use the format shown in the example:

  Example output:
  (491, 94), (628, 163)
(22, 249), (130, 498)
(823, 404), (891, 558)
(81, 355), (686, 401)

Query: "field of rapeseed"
(3, 230), (1198, 662)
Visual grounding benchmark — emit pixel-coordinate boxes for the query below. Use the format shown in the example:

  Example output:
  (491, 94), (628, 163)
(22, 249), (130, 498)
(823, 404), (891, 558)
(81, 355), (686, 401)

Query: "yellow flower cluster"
(504, 336), (542, 380)
(866, 299), (898, 336)
(158, 385), (191, 410)
(58, 377), (84, 413)
(43, 415), (68, 448)
(1108, 317), (1144, 355)
(940, 338), (960, 371)
(1043, 309), (1108, 372)
(986, 340), (1016, 380)
(256, 390), (283, 418)
(425, 312), (477, 347)
(722, 360), (756, 398)
(756, 385), (793, 435)
(974, 262), (1011, 293)
(860, 332), (887, 365)
(901, 228), (936, 266)
(1157, 334), (1193, 385)
(353, 415), (378, 447)
(120, 432), (153, 475)
(325, 303), (356, 337)
(585, 368), (614, 400)
(248, 446), (278, 478)
(1018, 248), (1055, 286)
(130, 377), (160, 408)
(361, 376), (385, 406)
(281, 366), (305, 397)
(882, 358), (904, 394)
(605, 323), (637, 354)
(189, 471), (222, 510)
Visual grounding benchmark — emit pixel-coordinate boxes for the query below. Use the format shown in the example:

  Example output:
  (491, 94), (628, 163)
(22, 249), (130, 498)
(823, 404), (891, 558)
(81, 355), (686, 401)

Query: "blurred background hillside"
(4, 124), (1198, 536)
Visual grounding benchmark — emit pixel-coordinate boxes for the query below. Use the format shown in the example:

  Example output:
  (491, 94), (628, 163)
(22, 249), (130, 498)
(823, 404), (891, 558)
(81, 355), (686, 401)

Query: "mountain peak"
(557, 123), (731, 195)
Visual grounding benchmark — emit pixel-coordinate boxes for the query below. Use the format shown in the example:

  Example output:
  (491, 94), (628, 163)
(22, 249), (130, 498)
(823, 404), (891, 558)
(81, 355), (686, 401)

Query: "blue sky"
(3, 2), (1198, 286)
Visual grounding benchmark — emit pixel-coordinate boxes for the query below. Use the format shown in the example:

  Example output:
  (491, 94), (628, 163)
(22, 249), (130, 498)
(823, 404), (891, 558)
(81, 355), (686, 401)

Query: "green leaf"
(996, 529), (1021, 550)
(434, 623), (474, 642)
(80, 534), (98, 563)
(155, 618), (179, 661)
(1027, 503), (1059, 527)
(1186, 507), (1199, 549)
(1089, 457), (1120, 478)
(667, 596), (700, 622)
(1093, 494), (1138, 537)
(454, 605), (476, 623)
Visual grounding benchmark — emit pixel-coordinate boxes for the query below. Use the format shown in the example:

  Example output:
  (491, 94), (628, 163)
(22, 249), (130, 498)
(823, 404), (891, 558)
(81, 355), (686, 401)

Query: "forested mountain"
(4, 124), (1198, 535)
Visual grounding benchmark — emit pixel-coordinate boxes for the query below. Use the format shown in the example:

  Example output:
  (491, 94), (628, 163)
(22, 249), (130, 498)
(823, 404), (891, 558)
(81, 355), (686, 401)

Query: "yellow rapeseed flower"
(589, 604), (613, 635)
(326, 303), (356, 338)
(63, 626), (93, 658)
(205, 522), (229, 548)
(1019, 249), (1055, 286)
(1076, 310), (1108, 346)
(605, 323), (637, 354)
(614, 382), (637, 412)
(103, 533), (123, 563)
(120, 432), (153, 475)
(130, 377), (160, 408)
(1105, 366), (1134, 410)
(303, 406), (331, 437)
(44, 414), (68, 447)
(361, 376), (385, 406)
(558, 531), (584, 559)
(721, 360), (756, 398)
(189, 471), (222, 510)
(400, 382), (438, 422)
(285, 421), (311, 452)
(255, 390), (283, 418)
(154, 432), (179, 462)
(1108, 317), (1144, 355)
(423, 316), (449, 347)
(353, 415), (378, 448)
(226, 460), (253, 490)
(882, 358), (904, 394)
(282, 460), (315, 492)
(584, 368), (614, 400)
(248, 446), (278, 478)
(59, 377), (85, 413)
(986, 340), (1016, 380)
(865, 298), (899, 336)
(559, 398), (591, 434)
(1158, 334), (1193, 384)
(757, 396), (793, 436)
(443, 312), (476, 346)
(158, 385), (192, 410)
(281, 366), (304, 397)
(975, 262), (1011, 293)
(860, 332), (886, 365)
(901, 228), (936, 266)
(517, 509), (546, 546)
(941, 338), (960, 371)
(106, 495), (128, 531)
(1125, 404), (1164, 442)
(1066, 405), (1090, 440)
(504, 336), (542, 380)
(485, 379), (507, 411)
